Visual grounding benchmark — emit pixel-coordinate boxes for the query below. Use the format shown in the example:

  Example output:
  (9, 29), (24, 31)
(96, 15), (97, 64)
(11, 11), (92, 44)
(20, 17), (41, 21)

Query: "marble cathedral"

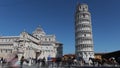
(0, 26), (63, 60)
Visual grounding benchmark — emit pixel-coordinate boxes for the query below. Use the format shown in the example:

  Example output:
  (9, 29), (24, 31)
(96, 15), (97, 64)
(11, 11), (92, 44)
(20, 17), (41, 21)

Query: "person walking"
(42, 57), (46, 67)
(8, 54), (20, 68)
(20, 56), (25, 68)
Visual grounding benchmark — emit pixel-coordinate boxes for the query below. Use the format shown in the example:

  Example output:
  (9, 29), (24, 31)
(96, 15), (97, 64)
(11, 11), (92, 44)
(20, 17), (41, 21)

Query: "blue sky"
(0, 0), (120, 54)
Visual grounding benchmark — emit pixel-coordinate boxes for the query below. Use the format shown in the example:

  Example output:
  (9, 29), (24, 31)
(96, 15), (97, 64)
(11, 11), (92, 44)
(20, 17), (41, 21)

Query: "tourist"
(20, 56), (25, 68)
(8, 54), (20, 68)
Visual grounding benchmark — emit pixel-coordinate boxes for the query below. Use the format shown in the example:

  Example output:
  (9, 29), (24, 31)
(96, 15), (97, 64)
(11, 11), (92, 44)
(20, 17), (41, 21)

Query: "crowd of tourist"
(0, 54), (120, 68)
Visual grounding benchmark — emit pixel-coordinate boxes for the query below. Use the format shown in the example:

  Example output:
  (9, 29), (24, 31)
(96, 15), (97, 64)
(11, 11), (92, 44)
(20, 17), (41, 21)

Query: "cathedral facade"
(0, 26), (63, 60)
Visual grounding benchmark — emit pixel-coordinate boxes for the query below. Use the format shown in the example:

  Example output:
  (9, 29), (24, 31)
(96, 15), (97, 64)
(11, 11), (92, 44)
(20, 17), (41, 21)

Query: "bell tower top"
(76, 3), (88, 12)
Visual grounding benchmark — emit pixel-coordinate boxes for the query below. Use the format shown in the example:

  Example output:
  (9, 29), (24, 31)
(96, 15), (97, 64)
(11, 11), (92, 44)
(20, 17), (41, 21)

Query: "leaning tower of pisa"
(75, 3), (94, 63)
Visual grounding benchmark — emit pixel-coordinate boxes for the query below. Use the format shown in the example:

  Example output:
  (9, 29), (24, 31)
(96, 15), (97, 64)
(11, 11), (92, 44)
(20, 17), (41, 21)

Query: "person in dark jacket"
(20, 56), (24, 68)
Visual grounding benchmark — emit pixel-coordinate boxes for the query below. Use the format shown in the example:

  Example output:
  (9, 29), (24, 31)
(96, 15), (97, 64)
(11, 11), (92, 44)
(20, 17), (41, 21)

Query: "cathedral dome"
(33, 26), (46, 37)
